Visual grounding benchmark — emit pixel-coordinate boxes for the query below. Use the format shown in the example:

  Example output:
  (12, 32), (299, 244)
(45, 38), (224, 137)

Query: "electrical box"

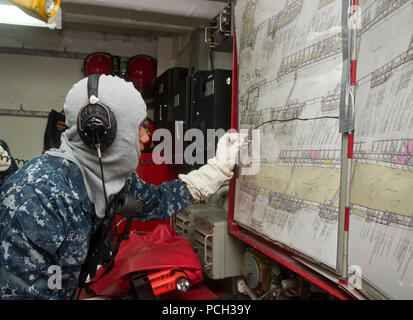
(170, 77), (191, 126)
(190, 69), (232, 166)
(192, 208), (244, 280)
(175, 204), (244, 279)
(174, 204), (225, 245)
(154, 67), (188, 126)
(204, 3), (233, 52)
(169, 77), (191, 164)
(153, 68), (232, 167)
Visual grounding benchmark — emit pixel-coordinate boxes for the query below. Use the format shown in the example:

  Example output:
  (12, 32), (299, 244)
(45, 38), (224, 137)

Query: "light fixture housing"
(8, 0), (61, 23)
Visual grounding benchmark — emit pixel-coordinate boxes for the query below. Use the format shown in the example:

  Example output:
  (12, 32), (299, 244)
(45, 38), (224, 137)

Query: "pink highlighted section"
(395, 155), (408, 165)
(406, 140), (413, 155)
(396, 140), (413, 164)
(310, 150), (321, 160)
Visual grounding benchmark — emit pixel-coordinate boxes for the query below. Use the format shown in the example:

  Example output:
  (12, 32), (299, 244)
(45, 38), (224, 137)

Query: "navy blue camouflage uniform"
(0, 154), (194, 299)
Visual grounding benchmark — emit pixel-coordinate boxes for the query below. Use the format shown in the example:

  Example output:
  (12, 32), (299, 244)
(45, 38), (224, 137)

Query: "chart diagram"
(234, 0), (344, 268)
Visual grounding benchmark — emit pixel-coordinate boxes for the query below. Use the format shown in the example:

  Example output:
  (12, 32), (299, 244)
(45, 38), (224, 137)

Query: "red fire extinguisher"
(127, 55), (157, 92)
(83, 52), (114, 77)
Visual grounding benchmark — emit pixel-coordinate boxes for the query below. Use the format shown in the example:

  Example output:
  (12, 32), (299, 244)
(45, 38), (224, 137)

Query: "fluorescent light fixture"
(0, 3), (61, 29)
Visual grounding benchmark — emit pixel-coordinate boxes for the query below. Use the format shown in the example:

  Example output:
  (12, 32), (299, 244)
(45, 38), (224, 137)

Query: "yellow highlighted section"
(255, 165), (341, 205)
(255, 166), (293, 194)
(351, 163), (413, 216)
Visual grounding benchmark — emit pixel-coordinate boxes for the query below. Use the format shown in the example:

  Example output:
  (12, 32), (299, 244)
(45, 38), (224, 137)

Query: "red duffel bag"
(89, 224), (203, 297)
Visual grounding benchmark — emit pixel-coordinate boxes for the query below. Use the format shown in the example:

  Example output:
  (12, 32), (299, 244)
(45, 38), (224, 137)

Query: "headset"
(77, 74), (117, 153)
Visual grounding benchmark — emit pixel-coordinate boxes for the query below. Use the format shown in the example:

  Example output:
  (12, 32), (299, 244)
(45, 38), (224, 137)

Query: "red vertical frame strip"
(351, 60), (357, 85)
(228, 27), (238, 232)
(344, 206), (350, 232)
(352, 0), (358, 11)
(348, 132), (354, 159)
(231, 31), (238, 130)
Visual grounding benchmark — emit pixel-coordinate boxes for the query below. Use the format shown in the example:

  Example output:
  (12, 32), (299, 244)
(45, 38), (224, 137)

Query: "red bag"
(89, 224), (203, 297)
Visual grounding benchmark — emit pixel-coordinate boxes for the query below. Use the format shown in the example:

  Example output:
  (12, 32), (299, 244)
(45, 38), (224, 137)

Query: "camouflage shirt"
(0, 154), (193, 300)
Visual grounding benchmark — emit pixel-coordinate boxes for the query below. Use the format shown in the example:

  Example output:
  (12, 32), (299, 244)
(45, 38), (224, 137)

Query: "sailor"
(0, 75), (246, 299)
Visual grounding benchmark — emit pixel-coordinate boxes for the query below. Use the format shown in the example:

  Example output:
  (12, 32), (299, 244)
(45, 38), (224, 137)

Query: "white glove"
(0, 145), (11, 172)
(179, 132), (248, 202)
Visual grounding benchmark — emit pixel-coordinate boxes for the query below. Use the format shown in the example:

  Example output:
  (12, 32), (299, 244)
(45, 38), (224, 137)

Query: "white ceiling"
(60, 0), (230, 37)
(64, 0), (228, 19)
(0, 0), (229, 37)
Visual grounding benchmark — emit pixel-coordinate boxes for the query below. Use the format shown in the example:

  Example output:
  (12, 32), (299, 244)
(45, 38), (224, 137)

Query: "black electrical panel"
(152, 68), (232, 167)
(154, 67), (188, 128)
(169, 77), (191, 164)
(190, 69), (232, 166)
(170, 77), (191, 127)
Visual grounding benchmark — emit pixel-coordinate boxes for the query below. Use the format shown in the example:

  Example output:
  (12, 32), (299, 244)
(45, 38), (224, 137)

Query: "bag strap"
(77, 217), (133, 287)
(76, 193), (142, 298)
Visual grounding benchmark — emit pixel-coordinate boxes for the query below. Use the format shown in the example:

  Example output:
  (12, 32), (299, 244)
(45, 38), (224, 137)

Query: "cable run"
(254, 115), (339, 129)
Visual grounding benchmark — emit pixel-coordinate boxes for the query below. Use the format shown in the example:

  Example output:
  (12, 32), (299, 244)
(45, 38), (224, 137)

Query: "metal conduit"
(0, 108), (50, 118)
(0, 46), (87, 60)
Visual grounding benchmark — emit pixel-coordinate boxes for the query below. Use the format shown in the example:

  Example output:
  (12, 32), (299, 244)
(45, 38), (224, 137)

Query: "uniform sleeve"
(0, 184), (66, 300)
(119, 172), (194, 221)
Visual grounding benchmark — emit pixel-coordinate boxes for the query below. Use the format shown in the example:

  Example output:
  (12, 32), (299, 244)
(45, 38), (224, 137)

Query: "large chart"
(348, 0), (413, 299)
(233, 0), (344, 269)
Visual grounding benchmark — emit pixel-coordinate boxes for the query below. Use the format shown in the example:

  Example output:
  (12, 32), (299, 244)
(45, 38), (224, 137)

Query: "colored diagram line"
(359, 0), (410, 37)
(277, 33), (342, 79)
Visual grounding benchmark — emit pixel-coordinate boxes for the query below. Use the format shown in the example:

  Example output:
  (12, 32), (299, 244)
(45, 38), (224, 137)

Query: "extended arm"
(119, 173), (194, 221)
(120, 133), (247, 220)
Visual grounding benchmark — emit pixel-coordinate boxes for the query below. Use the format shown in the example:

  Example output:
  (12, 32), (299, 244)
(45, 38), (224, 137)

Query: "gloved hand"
(213, 131), (248, 173)
(0, 145), (11, 172)
(179, 132), (248, 202)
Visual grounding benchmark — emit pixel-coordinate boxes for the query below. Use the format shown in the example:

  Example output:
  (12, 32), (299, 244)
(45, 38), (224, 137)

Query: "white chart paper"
(234, 0), (344, 268)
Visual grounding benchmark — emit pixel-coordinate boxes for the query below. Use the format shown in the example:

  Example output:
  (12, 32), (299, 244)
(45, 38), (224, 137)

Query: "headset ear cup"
(103, 107), (117, 150)
(77, 103), (117, 151)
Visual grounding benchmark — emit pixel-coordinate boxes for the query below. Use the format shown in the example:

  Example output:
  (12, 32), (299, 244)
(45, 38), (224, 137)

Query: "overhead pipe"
(0, 46), (87, 60)
(0, 108), (50, 118)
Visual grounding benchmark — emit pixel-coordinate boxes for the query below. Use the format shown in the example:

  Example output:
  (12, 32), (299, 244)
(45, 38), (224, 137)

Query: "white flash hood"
(47, 75), (147, 219)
